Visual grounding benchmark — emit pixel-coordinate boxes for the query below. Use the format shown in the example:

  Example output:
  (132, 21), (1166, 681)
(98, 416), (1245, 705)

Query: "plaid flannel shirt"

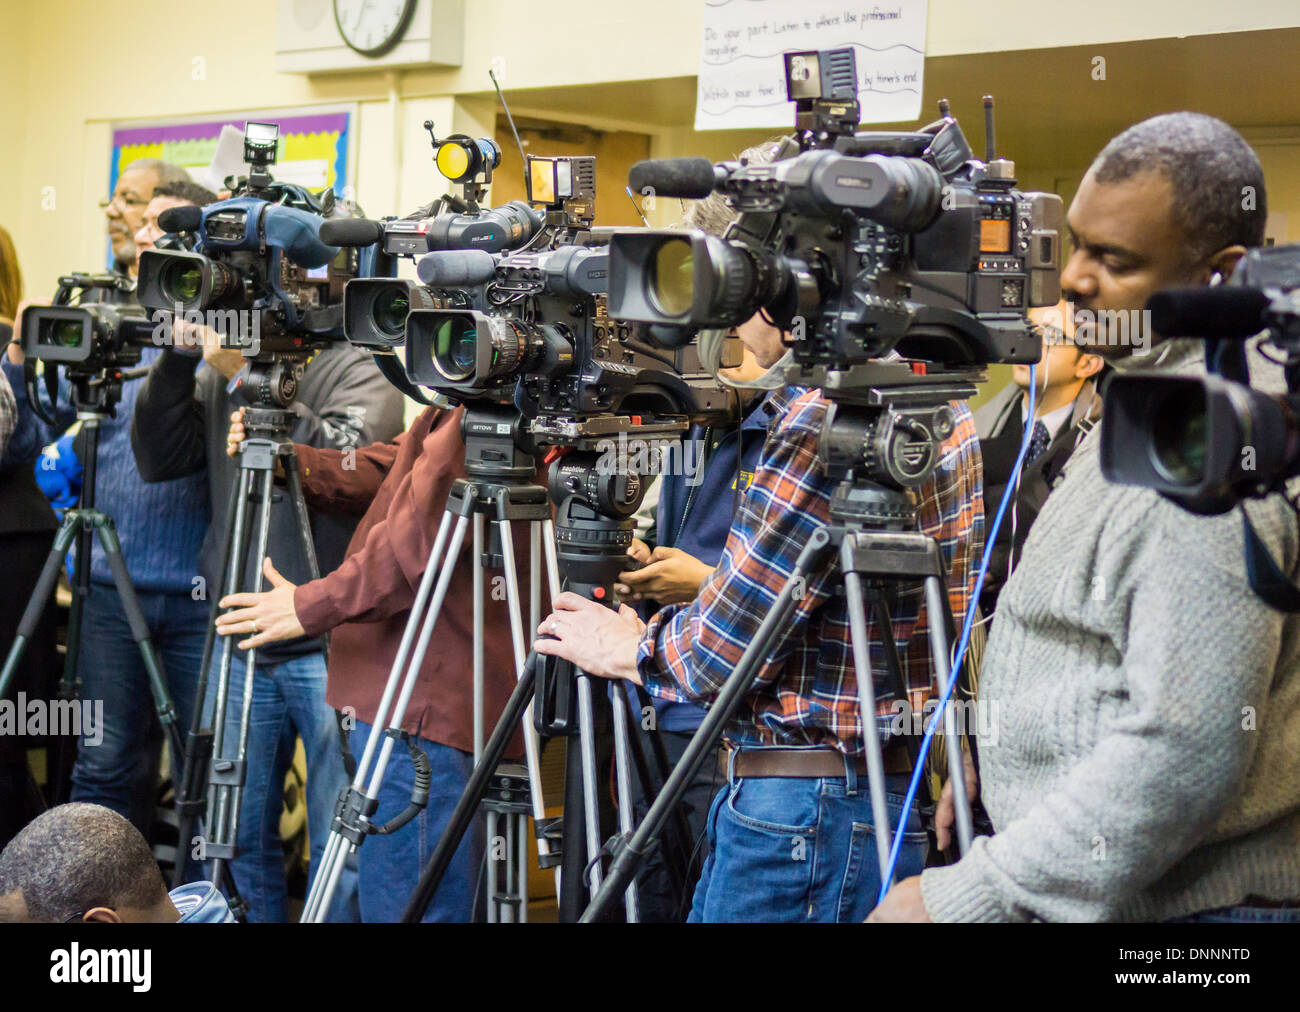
(637, 385), (984, 758)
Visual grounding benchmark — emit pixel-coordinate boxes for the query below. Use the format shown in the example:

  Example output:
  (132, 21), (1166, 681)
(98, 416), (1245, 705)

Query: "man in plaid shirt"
(536, 312), (983, 921)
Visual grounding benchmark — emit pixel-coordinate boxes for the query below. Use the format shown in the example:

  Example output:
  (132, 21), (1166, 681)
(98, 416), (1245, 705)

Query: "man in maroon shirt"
(214, 404), (537, 921)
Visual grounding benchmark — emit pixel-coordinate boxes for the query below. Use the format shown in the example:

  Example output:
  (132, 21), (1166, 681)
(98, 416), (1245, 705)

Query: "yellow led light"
(437, 142), (471, 181)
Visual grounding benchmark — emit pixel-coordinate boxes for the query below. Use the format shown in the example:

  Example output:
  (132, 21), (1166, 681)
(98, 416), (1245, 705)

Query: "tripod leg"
(538, 518), (607, 901)
(473, 513), (485, 762)
(173, 479), (243, 887)
(399, 654), (540, 922)
(210, 468), (276, 903)
(484, 807), (497, 923)
(284, 462), (328, 662)
(924, 575), (974, 854)
(573, 675), (604, 893)
(495, 518), (559, 872)
(557, 720), (590, 921)
(581, 528), (835, 923)
(361, 514), (470, 803)
(0, 517), (80, 699)
(203, 471), (256, 863)
(841, 563), (897, 890)
(302, 508), (460, 923)
(608, 682), (641, 921)
(94, 522), (184, 764)
(623, 692), (692, 909)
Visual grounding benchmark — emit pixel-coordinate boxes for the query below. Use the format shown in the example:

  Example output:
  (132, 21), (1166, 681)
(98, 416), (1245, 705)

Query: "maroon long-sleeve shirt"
(293, 406), (538, 755)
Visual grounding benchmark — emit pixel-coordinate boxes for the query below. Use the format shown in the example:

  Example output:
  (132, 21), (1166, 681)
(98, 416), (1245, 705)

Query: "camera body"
(137, 196), (360, 356)
(397, 154), (738, 432)
(610, 51), (1062, 387)
(20, 275), (153, 372)
(405, 230), (738, 428)
(135, 122), (362, 360)
(1102, 243), (1300, 515)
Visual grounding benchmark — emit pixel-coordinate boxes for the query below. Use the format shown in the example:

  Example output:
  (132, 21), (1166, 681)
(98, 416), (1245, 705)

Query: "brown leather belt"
(722, 744), (912, 780)
(1243, 894), (1300, 909)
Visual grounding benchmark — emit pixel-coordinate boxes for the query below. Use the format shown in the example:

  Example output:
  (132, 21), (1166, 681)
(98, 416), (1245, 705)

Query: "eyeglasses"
(99, 192), (149, 212)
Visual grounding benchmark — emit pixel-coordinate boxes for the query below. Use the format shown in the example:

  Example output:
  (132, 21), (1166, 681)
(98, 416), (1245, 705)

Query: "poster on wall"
(110, 109), (353, 195)
(695, 0), (928, 131)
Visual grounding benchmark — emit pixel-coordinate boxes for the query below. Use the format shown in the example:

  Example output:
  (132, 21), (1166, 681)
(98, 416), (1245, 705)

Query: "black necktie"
(1027, 419), (1051, 464)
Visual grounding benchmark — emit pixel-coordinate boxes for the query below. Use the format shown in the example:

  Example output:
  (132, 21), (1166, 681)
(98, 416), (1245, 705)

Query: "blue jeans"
(688, 747), (928, 922)
(1175, 904), (1300, 923)
(70, 582), (208, 831)
(349, 719), (481, 922)
(214, 651), (359, 923)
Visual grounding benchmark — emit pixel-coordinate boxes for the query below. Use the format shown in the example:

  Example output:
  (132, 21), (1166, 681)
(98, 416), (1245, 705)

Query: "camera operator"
(2, 175), (218, 838)
(609, 155), (795, 921)
(103, 158), (191, 277)
(131, 302), (404, 922)
(212, 402), (544, 922)
(535, 302), (984, 919)
(973, 301), (1105, 618)
(871, 112), (1300, 923)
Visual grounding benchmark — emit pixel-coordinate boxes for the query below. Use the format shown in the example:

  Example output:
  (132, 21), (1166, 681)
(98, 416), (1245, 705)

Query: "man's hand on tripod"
(227, 409), (286, 479)
(535, 592), (645, 683)
(865, 876), (931, 923)
(935, 746), (979, 853)
(215, 557), (306, 649)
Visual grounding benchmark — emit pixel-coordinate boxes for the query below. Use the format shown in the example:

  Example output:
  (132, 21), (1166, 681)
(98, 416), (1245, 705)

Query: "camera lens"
(371, 285), (410, 337)
(433, 315), (479, 382)
(1150, 386), (1207, 485)
(49, 319), (83, 348)
(163, 262), (203, 306)
(650, 238), (694, 318)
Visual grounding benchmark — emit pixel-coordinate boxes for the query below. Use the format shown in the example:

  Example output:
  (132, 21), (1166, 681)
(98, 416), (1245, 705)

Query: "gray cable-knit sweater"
(922, 340), (1300, 922)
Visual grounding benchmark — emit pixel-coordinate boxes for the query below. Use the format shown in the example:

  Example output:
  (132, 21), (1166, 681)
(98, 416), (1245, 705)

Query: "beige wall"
(3, 0), (1299, 304)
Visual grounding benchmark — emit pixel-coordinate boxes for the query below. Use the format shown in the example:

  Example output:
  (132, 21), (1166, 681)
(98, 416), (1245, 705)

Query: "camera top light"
(243, 121), (279, 166)
(785, 52), (824, 100)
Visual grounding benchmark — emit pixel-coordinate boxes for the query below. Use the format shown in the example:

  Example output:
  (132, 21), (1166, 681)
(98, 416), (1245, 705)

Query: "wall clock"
(333, 0), (417, 58)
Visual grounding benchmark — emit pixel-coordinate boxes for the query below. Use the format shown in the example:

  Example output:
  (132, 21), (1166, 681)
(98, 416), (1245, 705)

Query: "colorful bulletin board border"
(107, 109), (354, 266)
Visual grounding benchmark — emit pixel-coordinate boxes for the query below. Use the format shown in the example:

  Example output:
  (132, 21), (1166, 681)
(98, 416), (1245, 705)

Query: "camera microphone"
(158, 205), (203, 234)
(319, 218), (386, 248)
(1147, 286), (1272, 339)
(628, 158), (720, 200)
(416, 249), (498, 287)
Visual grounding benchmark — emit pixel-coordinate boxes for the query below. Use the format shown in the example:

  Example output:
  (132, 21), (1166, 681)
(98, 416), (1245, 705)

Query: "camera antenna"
(624, 186), (650, 227)
(982, 95), (1016, 180)
(983, 95), (996, 162)
(490, 67), (529, 193)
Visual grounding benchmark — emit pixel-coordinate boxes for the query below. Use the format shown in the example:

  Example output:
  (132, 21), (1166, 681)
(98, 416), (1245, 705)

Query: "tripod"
(399, 431), (699, 923)
(171, 357), (324, 921)
(0, 375), (185, 795)
(581, 387), (978, 922)
(301, 405), (567, 923)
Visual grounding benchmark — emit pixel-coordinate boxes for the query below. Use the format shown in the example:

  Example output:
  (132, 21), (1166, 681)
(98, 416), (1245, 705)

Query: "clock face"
(333, 0), (417, 58)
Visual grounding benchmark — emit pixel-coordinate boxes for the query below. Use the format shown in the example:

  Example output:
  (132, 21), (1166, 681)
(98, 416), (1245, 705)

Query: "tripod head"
(812, 362), (978, 533)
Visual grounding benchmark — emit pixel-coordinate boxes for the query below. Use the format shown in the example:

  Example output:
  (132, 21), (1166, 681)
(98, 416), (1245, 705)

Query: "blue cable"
(877, 363), (1038, 902)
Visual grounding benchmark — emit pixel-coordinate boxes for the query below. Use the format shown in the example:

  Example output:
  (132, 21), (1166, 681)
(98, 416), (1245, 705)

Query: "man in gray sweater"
(872, 112), (1300, 922)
